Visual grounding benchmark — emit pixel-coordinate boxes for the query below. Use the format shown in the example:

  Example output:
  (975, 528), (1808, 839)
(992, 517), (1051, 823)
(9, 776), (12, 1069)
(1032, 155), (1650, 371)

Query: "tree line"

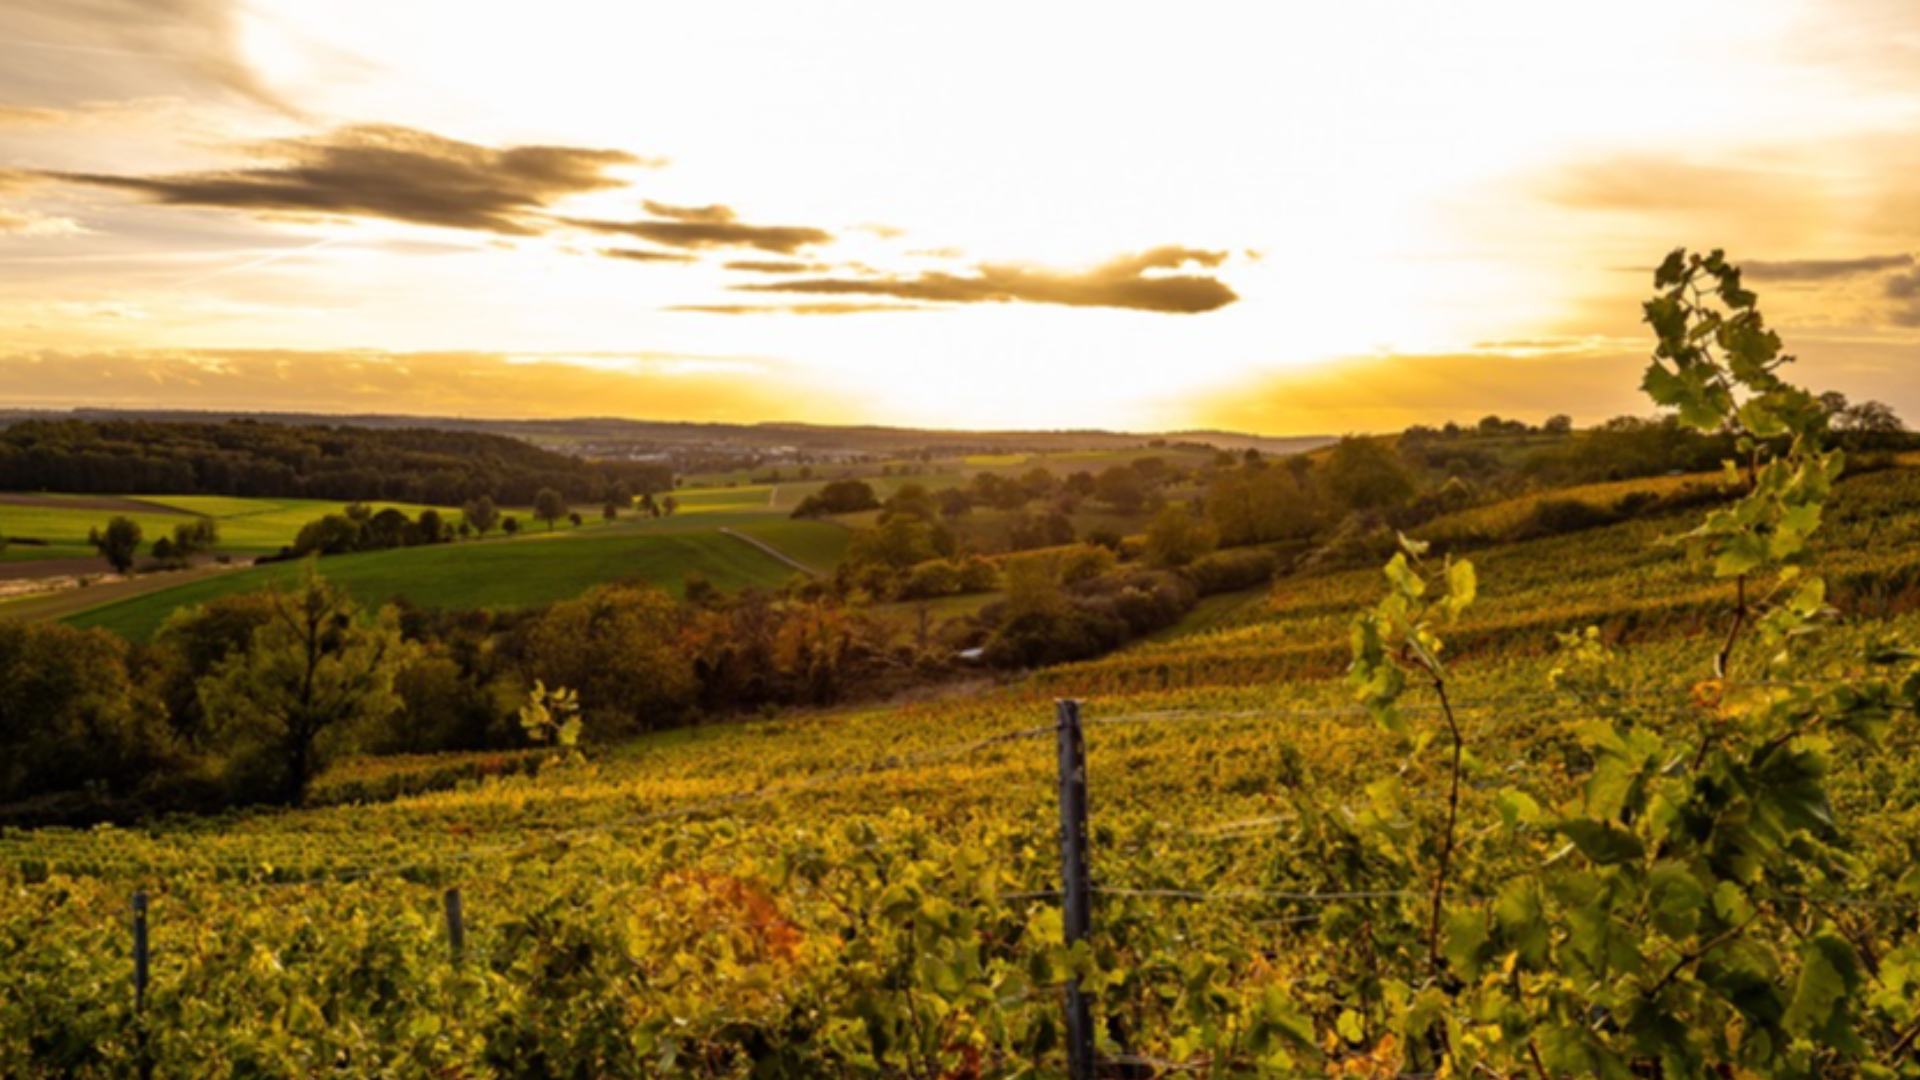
(0, 418), (672, 504)
(0, 563), (982, 822)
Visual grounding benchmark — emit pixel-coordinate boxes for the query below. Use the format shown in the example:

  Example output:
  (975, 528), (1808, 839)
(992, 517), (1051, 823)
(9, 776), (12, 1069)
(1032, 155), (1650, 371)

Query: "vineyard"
(5, 492), (1920, 1075)
(5, 256), (1920, 1078)
(3, 614), (1917, 1077)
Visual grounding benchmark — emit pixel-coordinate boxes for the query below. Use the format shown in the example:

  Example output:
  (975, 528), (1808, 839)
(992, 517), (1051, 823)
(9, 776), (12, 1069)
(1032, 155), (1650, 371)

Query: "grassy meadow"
(0, 494), (453, 556)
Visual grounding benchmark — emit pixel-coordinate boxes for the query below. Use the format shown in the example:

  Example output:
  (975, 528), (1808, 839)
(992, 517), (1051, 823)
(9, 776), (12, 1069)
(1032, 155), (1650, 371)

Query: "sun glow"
(3, 0), (1918, 430)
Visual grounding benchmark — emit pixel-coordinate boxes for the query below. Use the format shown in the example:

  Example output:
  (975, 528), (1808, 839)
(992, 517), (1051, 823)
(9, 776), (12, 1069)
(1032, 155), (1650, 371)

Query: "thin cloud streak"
(46, 125), (649, 235)
(739, 246), (1238, 314)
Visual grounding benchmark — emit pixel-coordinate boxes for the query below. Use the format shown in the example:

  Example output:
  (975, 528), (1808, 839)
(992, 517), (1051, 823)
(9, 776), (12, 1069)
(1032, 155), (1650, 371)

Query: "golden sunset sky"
(2, 0), (1918, 433)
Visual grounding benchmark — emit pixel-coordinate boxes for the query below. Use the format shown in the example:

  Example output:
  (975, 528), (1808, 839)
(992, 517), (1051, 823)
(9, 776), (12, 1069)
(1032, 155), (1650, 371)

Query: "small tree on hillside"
(534, 488), (567, 531)
(89, 516), (143, 575)
(463, 495), (500, 537)
(173, 517), (219, 557)
(198, 567), (413, 806)
(1143, 503), (1218, 568)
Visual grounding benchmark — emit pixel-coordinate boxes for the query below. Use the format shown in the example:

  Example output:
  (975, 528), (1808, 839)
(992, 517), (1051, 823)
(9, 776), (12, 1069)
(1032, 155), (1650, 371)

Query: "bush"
(955, 557), (999, 593)
(1511, 497), (1621, 540)
(1181, 547), (1282, 596)
(901, 559), (963, 599)
(520, 583), (698, 737)
(0, 622), (177, 805)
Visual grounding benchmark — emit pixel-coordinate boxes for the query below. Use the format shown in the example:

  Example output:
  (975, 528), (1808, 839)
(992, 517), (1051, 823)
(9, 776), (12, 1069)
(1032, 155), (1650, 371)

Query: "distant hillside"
(0, 418), (671, 504)
(0, 408), (1333, 458)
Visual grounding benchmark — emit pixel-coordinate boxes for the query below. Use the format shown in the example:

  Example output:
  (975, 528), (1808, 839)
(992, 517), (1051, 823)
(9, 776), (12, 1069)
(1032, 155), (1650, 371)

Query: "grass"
(66, 530), (804, 641)
(0, 495), (456, 556)
(1414, 470), (1732, 547)
(728, 519), (851, 571)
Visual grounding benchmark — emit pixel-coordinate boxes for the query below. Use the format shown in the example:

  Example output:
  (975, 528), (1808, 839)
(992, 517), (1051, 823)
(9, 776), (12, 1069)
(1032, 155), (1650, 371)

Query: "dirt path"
(717, 527), (818, 576)
(0, 563), (241, 625)
(0, 556), (108, 583)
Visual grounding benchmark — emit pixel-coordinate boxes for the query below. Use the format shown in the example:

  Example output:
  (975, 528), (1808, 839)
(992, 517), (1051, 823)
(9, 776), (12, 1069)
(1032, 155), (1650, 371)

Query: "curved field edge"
(62, 529), (812, 641)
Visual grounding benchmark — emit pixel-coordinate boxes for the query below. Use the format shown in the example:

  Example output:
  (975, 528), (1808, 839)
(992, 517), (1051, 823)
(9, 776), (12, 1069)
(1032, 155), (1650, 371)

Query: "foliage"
(0, 417), (670, 503)
(1335, 248), (1920, 1078)
(462, 494), (500, 536)
(1323, 436), (1416, 513)
(1143, 503), (1219, 569)
(519, 582), (697, 737)
(792, 479), (881, 518)
(197, 567), (415, 805)
(533, 488), (568, 531)
(88, 515), (143, 574)
(0, 622), (174, 805)
(518, 680), (584, 765)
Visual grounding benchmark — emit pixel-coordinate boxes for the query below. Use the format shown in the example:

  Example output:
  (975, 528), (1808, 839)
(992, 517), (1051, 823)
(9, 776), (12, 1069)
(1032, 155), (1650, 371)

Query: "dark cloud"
(641, 201), (736, 224)
(568, 214), (832, 255)
(602, 247), (696, 264)
(1746, 254), (1915, 281)
(670, 303), (931, 316)
(1889, 270), (1920, 326)
(738, 246), (1237, 314)
(45, 125), (645, 235)
(723, 259), (826, 274)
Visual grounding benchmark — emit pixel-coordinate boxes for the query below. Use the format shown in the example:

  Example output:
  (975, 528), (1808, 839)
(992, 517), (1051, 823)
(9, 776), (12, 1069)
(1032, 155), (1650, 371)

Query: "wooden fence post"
(132, 891), (149, 1009)
(132, 890), (152, 1080)
(444, 887), (466, 965)
(1055, 699), (1094, 1080)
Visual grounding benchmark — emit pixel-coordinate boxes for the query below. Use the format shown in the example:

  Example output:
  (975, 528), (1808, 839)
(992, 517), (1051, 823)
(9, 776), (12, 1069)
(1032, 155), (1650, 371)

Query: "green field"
(0, 495), (455, 556)
(729, 517), (851, 570)
(65, 528), (819, 640)
(1, 483), (855, 635)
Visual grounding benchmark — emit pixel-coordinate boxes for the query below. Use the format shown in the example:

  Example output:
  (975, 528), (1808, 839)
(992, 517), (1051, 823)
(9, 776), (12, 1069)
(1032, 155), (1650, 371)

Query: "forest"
(0, 419), (673, 504)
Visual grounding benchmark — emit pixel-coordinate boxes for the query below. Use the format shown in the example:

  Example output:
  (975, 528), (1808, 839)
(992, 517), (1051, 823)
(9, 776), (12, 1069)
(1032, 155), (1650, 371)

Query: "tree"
(502, 515), (521, 536)
(792, 479), (879, 518)
(463, 494), (500, 537)
(197, 568), (413, 805)
(533, 488), (567, 531)
(1143, 503), (1218, 568)
(415, 508), (447, 545)
(1323, 436), (1414, 512)
(1542, 413), (1573, 435)
(0, 621), (172, 804)
(172, 517), (218, 557)
(1836, 399), (1904, 434)
(89, 515), (143, 574)
(151, 591), (281, 747)
(522, 582), (696, 737)
(1093, 465), (1147, 512)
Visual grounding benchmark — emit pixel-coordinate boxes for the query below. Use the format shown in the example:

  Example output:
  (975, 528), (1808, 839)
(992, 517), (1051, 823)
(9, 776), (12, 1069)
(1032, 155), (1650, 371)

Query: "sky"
(2, 0), (1919, 434)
